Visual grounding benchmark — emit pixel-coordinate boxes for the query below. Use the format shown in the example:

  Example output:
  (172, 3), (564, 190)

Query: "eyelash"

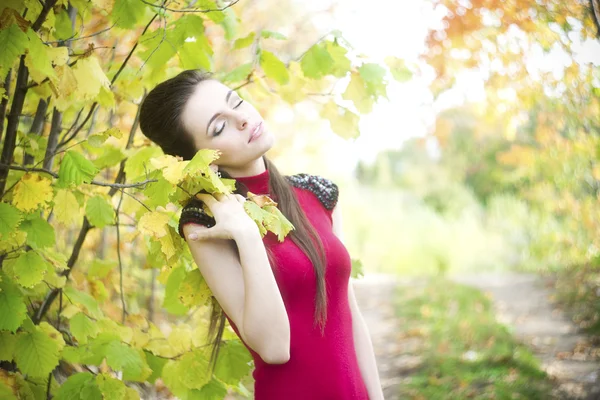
(214, 98), (244, 136)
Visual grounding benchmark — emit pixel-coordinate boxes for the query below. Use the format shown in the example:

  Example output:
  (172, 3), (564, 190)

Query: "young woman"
(139, 70), (384, 400)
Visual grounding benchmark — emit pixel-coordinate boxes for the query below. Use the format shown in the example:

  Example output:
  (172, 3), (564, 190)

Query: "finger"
(194, 193), (218, 207)
(234, 194), (247, 204)
(187, 226), (223, 241)
(213, 192), (227, 201)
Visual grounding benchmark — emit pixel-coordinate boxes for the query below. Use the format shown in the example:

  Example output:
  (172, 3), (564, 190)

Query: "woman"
(139, 70), (383, 400)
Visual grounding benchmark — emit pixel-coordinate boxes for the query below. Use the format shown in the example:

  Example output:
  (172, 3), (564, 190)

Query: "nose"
(235, 111), (248, 131)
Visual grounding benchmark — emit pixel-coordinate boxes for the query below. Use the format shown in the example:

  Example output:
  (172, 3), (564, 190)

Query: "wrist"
(231, 223), (261, 241)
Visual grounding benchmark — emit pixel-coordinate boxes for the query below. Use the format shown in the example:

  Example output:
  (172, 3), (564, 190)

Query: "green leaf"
(111, 0), (148, 29)
(0, 331), (16, 361)
(213, 340), (252, 384)
(301, 43), (334, 79)
(178, 348), (212, 389)
(25, 28), (55, 82)
(95, 373), (136, 400)
(171, 14), (205, 45)
(233, 32), (255, 49)
(0, 202), (23, 236)
(104, 341), (150, 381)
(14, 325), (61, 378)
(261, 30), (287, 40)
(342, 72), (374, 114)
(260, 50), (289, 85)
(63, 286), (104, 319)
(54, 8), (74, 40)
(222, 62), (253, 84)
(385, 56), (413, 82)
(320, 101), (360, 139)
(263, 205), (294, 241)
(0, 24), (28, 76)
(163, 266), (189, 315)
(57, 150), (100, 188)
(0, 275), (27, 332)
(69, 312), (99, 345)
(19, 214), (55, 249)
(325, 41), (351, 78)
(92, 146), (127, 170)
(178, 269), (211, 308)
(12, 250), (49, 288)
(54, 372), (95, 400)
(189, 379), (228, 400)
(88, 259), (118, 279)
(142, 174), (175, 208)
(144, 351), (168, 384)
(359, 63), (386, 83)
(351, 258), (365, 279)
(0, 380), (17, 400)
(179, 40), (212, 71)
(85, 195), (115, 229)
(124, 146), (162, 182)
(219, 8), (238, 40)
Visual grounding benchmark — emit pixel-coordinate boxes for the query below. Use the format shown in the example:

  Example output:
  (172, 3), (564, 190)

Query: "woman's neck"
(220, 156), (266, 178)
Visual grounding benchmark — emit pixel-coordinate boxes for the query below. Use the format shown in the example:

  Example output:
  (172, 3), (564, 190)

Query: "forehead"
(182, 79), (230, 135)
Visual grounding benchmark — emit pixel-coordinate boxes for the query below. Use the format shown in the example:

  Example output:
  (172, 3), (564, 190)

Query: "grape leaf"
(12, 173), (54, 212)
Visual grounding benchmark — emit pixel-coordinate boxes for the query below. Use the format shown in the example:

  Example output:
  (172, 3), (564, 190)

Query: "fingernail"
(189, 233), (198, 240)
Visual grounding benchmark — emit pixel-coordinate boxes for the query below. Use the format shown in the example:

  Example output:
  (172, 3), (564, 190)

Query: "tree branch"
(0, 163), (157, 189)
(139, 0), (240, 13)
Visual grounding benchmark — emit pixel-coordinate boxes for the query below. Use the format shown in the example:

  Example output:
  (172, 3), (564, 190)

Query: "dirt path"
(451, 272), (600, 399)
(352, 274), (425, 400)
(353, 272), (600, 400)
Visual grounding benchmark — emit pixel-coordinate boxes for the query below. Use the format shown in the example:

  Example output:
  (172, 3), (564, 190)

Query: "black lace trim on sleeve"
(285, 173), (339, 210)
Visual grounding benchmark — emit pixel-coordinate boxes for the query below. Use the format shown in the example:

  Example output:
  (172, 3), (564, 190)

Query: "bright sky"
(286, 0), (600, 174)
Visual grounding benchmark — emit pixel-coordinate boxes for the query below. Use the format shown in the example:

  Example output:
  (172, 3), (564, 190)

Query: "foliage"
(394, 279), (553, 399)
(0, 0), (402, 397)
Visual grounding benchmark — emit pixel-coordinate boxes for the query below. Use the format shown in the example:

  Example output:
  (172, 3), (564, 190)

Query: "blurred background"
(1, 0), (599, 398)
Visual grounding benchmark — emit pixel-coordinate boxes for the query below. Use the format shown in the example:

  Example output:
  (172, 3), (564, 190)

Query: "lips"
(248, 121), (263, 143)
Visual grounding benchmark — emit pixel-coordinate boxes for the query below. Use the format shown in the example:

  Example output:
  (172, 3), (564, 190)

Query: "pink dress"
(224, 168), (369, 400)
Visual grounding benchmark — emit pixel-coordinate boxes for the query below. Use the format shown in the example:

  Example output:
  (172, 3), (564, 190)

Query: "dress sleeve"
(285, 173), (339, 216)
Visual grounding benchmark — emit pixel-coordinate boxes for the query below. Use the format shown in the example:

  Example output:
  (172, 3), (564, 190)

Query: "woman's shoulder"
(284, 173), (339, 211)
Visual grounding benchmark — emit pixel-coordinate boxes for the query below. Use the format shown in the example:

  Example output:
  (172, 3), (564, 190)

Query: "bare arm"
(331, 202), (384, 400)
(182, 194), (290, 364)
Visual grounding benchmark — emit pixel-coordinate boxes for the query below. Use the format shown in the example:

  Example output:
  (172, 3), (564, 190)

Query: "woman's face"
(181, 79), (275, 169)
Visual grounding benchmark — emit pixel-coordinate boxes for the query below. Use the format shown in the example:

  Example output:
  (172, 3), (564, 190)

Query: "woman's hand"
(184, 192), (259, 241)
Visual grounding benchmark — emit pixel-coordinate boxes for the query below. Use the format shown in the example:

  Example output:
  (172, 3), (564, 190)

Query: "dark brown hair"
(139, 70), (328, 374)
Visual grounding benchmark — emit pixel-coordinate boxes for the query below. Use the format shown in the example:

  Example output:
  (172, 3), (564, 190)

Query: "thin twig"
(0, 163), (158, 189)
(116, 188), (128, 324)
(139, 0), (240, 13)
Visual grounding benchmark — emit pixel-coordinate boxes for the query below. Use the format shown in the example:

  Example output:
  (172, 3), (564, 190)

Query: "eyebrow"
(206, 89), (234, 136)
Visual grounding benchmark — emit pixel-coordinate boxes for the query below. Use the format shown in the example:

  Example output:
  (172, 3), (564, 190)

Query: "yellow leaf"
(150, 155), (190, 184)
(48, 47), (68, 66)
(138, 211), (170, 238)
(71, 56), (110, 100)
(159, 228), (177, 261)
(52, 188), (81, 226)
(12, 173), (53, 212)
